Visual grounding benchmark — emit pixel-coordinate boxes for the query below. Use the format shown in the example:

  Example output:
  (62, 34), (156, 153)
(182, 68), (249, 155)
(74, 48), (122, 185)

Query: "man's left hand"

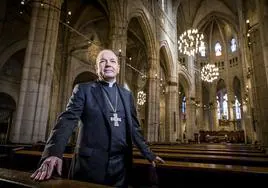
(151, 156), (165, 167)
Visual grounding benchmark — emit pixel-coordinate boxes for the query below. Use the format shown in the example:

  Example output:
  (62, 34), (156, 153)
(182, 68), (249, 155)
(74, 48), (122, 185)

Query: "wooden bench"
(133, 151), (268, 166)
(146, 144), (264, 153)
(12, 149), (268, 186)
(144, 148), (268, 157)
(0, 167), (111, 188)
(13, 149), (268, 174)
(15, 148), (268, 167)
(133, 159), (268, 186)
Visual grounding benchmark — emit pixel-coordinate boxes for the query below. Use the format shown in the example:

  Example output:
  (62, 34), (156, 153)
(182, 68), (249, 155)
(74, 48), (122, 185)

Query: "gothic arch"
(0, 92), (16, 143)
(178, 72), (191, 97)
(69, 1), (110, 53)
(159, 41), (173, 78)
(73, 1), (109, 30)
(217, 78), (227, 92)
(72, 71), (98, 88)
(0, 40), (27, 70)
(127, 9), (157, 66)
(233, 76), (242, 102)
(0, 92), (16, 110)
(196, 12), (238, 34)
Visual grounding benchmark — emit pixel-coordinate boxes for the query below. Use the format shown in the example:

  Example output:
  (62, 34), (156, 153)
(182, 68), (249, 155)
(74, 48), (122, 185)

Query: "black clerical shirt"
(100, 81), (128, 156)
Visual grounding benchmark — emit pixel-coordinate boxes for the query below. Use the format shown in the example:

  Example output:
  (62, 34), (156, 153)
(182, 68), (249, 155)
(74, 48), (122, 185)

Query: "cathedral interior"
(1, 0), (268, 187)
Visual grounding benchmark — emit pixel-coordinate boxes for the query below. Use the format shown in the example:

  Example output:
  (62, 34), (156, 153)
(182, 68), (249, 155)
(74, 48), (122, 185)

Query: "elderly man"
(31, 49), (164, 187)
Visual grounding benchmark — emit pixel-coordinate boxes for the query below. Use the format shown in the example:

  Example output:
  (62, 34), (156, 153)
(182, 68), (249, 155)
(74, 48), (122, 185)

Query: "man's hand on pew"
(30, 156), (62, 181)
(152, 156), (165, 167)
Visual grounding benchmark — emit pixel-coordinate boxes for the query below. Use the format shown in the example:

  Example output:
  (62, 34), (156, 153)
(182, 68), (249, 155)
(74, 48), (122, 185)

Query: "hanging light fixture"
(201, 64), (219, 82)
(137, 91), (146, 105)
(178, 28), (204, 56)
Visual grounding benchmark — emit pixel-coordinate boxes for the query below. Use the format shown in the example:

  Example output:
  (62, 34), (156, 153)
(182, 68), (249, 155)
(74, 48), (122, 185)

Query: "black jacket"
(41, 80), (155, 184)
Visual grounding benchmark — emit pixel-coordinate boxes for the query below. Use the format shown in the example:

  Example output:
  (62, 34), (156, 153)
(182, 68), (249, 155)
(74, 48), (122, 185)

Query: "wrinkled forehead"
(96, 50), (118, 63)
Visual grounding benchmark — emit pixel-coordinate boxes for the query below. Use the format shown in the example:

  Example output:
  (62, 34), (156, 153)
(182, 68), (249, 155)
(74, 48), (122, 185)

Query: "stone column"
(165, 80), (178, 142)
(237, 0), (253, 144)
(210, 88), (217, 131)
(146, 64), (160, 142)
(186, 100), (196, 141)
(228, 89), (235, 129)
(11, 0), (61, 143)
(108, 0), (127, 86)
(256, 0), (268, 150)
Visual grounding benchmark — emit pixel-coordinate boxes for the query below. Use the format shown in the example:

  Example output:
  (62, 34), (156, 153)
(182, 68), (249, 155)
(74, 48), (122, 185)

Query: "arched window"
(217, 96), (220, 120)
(215, 42), (222, 56)
(222, 94), (228, 119)
(234, 96), (241, 119)
(199, 41), (206, 57)
(180, 96), (186, 120)
(182, 96), (186, 113)
(231, 38), (237, 52)
(216, 93), (229, 120)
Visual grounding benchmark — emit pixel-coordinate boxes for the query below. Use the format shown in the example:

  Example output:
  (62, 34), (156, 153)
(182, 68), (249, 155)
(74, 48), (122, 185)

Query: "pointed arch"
(159, 41), (174, 78)
(128, 9), (157, 65)
(178, 72), (191, 97)
(196, 12), (238, 34)
(72, 71), (98, 88)
(0, 40), (27, 70)
(233, 76), (242, 102)
(216, 78), (226, 92)
(0, 92), (16, 144)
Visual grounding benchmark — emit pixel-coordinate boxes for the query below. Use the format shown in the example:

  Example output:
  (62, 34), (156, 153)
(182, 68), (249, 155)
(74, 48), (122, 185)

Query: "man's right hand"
(30, 156), (62, 181)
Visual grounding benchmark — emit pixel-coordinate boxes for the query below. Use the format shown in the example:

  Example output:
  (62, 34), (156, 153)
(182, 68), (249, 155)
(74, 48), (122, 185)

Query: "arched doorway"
(0, 93), (16, 144)
(73, 71), (98, 88)
(126, 17), (149, 136)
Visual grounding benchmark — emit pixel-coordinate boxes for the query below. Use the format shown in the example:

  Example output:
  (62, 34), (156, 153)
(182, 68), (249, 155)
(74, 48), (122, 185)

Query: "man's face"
(96, 50), (120, 81)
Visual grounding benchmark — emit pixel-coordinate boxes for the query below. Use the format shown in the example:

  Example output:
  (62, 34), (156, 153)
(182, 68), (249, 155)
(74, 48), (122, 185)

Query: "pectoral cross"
(111, 113), (121, 127)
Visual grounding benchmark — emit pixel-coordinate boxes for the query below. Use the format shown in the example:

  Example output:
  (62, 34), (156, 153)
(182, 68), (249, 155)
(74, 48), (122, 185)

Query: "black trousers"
(105, 154), (127, 188)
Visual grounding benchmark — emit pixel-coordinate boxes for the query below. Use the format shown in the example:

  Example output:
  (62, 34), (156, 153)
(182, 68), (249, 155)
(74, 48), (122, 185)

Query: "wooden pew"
(144, 148), (268, 157)
(0, 167), (111, 188)
(11, 149), (268, 186)
(14, 147), (268, 168)
(146, 144), (264, 153)
(133, 151), (268, 166)
(13, 150), (268, 174)
(133, 159), (268, 186)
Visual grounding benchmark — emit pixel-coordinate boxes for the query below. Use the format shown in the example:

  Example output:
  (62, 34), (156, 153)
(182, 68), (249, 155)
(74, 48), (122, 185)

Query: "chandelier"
(201, 64), (219, 82)
(178, 29), (204, 56)
(137, 91), (146, 105)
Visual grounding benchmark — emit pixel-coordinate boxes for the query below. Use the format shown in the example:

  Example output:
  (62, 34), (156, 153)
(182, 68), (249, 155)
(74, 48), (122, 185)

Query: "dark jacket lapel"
(117, 86), (133, 139)
(91, 81), (112, 133)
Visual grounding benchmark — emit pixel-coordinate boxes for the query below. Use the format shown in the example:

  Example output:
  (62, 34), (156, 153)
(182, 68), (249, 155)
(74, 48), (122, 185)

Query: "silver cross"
(110, 113), (121, 127)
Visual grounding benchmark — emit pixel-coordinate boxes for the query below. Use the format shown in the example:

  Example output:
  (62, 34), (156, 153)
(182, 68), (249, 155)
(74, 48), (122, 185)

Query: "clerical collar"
(99, 80), (116, 87)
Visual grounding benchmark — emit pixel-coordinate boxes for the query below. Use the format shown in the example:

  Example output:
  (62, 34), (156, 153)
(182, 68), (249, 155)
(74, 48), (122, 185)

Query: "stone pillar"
(186, 100), (196, 141)
(11, 0), (61, 143)
(228, 90), (235, 131)
(210, 89), (217, 131)
(165, 80), (178, 142)
(146, 64), (160, 142)
(237, 0), (253, 144)
(256, 0), (268, 150)
(108, 0), (127, 86)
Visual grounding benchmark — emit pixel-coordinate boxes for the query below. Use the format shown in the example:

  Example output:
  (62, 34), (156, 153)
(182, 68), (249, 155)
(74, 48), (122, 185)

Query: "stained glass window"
(234, 96), (241, 119)
(231, 38), (237, 52)
(215, 42), (222, 56)
(199, 41), (206, 57)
